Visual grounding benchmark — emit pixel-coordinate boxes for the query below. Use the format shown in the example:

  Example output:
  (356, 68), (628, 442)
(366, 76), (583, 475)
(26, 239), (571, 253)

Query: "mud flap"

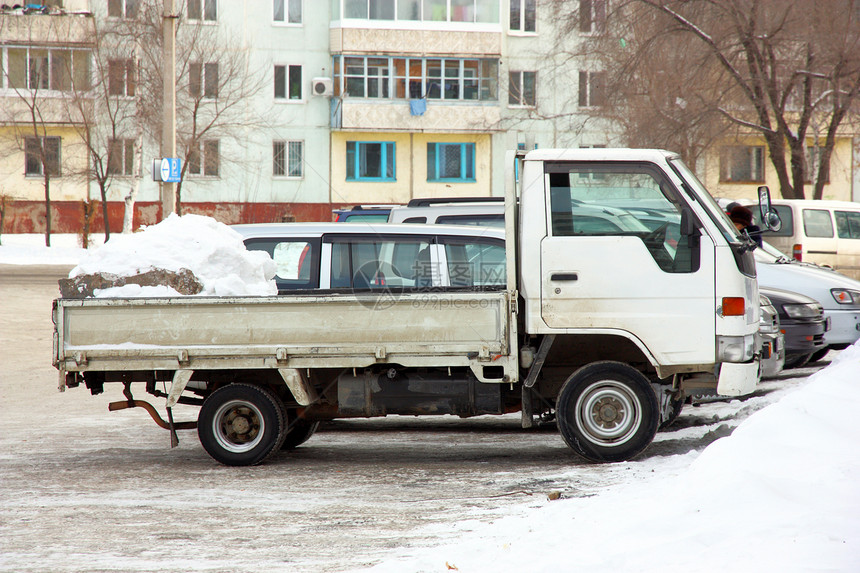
(716, 361), (758, 396)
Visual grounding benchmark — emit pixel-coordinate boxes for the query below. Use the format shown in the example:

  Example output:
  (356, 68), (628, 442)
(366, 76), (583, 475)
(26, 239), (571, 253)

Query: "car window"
(343, 213), (390, 222)
(329, 237), (433, 289)
(435, 214), (505, 227)
(243, 238), (320, 290)
(835, 210), (860, 239)
(440, 238), (506, 288)
(803, 209), (834, 238)
(545, 163), (699, 273)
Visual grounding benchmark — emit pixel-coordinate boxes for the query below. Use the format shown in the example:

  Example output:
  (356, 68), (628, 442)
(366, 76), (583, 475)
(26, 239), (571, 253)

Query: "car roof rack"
(406, 197), (504, 207)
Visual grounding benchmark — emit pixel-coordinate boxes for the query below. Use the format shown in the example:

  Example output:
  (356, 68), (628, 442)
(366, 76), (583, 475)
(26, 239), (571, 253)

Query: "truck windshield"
(667, 158), (739, 243)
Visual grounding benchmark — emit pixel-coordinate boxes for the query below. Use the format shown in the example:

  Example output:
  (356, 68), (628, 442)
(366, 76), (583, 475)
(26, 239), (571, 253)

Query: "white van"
(752, 199), (860, 280)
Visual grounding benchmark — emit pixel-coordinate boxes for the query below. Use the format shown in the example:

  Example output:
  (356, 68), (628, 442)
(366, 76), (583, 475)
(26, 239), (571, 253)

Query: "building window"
(187, 0), (217, 21)
(427, 143), (475, 182)
(108, 139), (136, 176)
(579, 0), (606, 34)
(720, 146), (765, 183)
(578, 71), (606, 107)
(335, 56), (498, 101)
(274, 140), (304, 178)
(346, 141), (396, 181)
(108, 59), (136, 97)
(25, 136), (61, 177)
(274, 65), (302, 100)
(188, 140), (220, 177)
(189, 62), (218, 98)
(508, 71), (536, 107)
(274, 0), (302, 23)
(108, 0), (139, 18)
(6, 47), (90, 92)
(343, 0), (498, 23)
(509, 0), (536, 32)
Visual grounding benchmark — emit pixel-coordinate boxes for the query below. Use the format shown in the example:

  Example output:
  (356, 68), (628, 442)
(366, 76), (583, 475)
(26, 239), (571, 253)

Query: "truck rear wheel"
(198, 384), (284, 466)
(556, 362), (659, 462)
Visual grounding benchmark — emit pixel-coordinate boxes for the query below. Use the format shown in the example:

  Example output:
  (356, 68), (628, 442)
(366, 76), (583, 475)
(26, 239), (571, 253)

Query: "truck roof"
(524, 148), (680, 163)
(232, 222), (507, 240)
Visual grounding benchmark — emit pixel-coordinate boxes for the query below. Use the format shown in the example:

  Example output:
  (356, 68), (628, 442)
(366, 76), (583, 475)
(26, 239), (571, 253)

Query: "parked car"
(759, 286), (827, 369)
(332, 205), (398, 223)
(387, 197), (505, 227)
(233, 222), (506, 292)
(743, 199), (860, 280)
(758, 294), (785, 378)
(755, 241), (860, 361)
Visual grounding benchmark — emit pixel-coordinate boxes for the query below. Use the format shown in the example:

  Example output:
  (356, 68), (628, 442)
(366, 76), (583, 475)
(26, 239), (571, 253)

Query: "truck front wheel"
(198, 384), (284, 466)
(556, 362), (659, 463)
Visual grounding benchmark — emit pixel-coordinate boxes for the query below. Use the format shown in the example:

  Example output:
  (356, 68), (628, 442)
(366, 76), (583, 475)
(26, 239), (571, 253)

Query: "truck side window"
(243, 238), (320, 291)
(440, 238), (506, 288)
(329, 237), (433, 290)
(546, 164), (700, 273)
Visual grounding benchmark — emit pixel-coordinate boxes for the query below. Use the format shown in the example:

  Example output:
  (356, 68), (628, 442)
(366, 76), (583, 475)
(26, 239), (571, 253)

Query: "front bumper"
(781, 319), (826, 355)
(822, 309), (860, 346)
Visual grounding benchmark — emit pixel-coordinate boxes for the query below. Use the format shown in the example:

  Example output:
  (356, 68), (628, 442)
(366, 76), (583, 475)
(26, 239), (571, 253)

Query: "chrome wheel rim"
(574, 380), (641, 446)
(212, 399), (265, 453)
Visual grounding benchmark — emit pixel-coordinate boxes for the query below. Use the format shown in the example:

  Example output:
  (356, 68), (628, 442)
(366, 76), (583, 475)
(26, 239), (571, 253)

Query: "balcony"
(332, 99), (501, 133)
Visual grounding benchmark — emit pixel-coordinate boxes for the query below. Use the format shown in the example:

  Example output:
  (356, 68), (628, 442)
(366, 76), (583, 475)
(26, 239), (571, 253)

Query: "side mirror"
(680, 208), (697, 236)
(757, 185), (782, 232)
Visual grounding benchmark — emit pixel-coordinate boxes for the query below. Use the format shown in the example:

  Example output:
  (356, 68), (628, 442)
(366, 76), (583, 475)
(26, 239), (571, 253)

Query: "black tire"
(556, 362), (659, 463)
(281, 416), (320, 450)
(807, 347), (831, 364)
(783, 352), (813, 369)
(198, 384), (284, 466)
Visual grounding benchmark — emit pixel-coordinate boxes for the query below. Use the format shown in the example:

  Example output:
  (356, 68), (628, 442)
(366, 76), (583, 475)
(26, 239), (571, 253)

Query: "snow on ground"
(1, 215), (276, 296)
(3, 229), (860, 571)
(358, 346), (860, 573)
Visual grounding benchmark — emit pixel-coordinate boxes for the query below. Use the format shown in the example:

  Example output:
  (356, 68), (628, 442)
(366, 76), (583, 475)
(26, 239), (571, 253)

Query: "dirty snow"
(64, 214), (276, 297)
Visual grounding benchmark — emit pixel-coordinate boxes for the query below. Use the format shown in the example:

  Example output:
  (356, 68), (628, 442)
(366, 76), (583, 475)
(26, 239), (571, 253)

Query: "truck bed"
(53, 291), (513, 377)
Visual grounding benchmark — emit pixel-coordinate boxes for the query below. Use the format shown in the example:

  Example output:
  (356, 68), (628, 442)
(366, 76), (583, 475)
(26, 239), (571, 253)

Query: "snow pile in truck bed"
(69, 214), (276, 297)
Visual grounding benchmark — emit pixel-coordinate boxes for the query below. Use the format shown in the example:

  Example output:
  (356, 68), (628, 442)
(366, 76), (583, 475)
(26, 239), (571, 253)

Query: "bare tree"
(558, 0), (860, 198)
(64, 11), (144, 242)
(0, 12), (94, 246)
(133, 1), (267, 214)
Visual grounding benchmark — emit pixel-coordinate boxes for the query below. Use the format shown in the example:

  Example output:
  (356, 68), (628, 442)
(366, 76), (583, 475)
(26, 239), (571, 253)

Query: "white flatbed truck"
(53, 149), (770, 465)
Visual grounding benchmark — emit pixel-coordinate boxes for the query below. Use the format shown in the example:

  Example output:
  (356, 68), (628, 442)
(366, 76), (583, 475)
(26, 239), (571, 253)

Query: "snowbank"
(69, 214), (276, 297)
(361, 344), (860, 573)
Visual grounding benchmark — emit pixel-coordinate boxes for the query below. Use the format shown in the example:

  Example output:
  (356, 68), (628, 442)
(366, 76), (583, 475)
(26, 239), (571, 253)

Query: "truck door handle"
(551, 273), (578, 281)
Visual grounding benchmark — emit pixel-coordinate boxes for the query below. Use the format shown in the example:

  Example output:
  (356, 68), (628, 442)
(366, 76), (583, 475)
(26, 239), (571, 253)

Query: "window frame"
(578, 70), (606, 107)
(509, 0), (536, 34)
(578, 0), (607, 35)
(187, 0), (218, 22)
(273, 0), (303, 24)
(108, 58), (136, 97)
(188, 139), (220, 178)
(334, 55), (498, 102)
(274, 64), (303, 101)
(24, 136), (61, 177)
(108, 0), (139, 19)
(427, 142), (476, 183)
(107, 138), (137, 176)
(340, 0), (500, 24)
(189, 61), (219, 98)
(273, 140), (304, 178)
(345, 141), (396, 182)
(508, 70), (536, 107)
(5, 47), (91, 93)
(719, 145), (765, 184)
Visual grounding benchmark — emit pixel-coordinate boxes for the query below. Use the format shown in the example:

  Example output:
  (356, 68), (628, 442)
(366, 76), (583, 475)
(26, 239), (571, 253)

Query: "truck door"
(540, 162), (717, 366)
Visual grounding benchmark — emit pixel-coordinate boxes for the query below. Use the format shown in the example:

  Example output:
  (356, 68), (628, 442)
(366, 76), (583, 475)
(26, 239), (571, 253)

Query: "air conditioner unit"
(312, 77), (333, 97)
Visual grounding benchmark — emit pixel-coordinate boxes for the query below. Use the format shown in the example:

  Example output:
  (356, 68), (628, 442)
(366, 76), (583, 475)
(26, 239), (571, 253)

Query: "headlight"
(831, 289), (860, 306)
(717, 334), (756, 362)
(783, 303), (822, 319)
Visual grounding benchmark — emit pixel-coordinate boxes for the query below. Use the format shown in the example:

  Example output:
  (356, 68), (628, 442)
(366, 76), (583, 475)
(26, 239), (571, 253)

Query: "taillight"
(792, 244), (802, 261)
(721, 297), (745, 316)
